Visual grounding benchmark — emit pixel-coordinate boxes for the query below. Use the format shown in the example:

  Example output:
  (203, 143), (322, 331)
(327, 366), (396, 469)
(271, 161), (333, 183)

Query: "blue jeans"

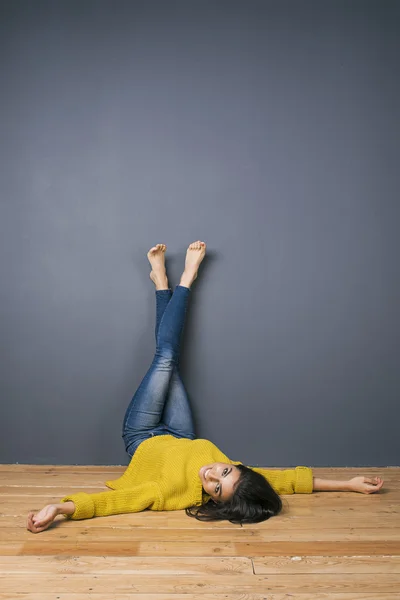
(122, 286), (196, 457)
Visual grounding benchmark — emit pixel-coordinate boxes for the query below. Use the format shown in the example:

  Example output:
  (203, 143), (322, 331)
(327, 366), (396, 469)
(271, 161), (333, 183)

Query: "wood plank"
(0, 555), (253, 575)
(1, 554), (397, 574)
(4, 526), (400, 542)
(252, 555), (400, 574)
(0, 473), (117, 485)
(0, 465), (126, 473)
(1, 594), (399, 600)
(7, 541), (400, 557)
(0, 486), (106, 494)
(1, 573), (400, 594)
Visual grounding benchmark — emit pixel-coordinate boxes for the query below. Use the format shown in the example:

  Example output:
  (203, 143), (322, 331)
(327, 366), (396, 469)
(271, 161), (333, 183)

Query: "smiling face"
(199, 463), (241, 502)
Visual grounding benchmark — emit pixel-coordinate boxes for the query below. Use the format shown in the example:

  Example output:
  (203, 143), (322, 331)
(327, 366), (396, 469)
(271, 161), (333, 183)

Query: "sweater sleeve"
(251, 466), (313, 494)
(60, 482), (161, 520)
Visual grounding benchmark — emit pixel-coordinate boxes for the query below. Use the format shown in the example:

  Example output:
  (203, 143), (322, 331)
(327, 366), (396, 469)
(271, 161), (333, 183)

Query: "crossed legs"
(122, 242), (206, 457)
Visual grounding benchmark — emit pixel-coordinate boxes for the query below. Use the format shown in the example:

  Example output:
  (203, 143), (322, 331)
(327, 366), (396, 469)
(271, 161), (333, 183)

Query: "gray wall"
(1, 0), (399, 467)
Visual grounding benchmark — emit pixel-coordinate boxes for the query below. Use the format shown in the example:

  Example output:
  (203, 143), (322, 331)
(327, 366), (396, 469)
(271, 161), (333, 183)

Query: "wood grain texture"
(0, 590), (397, 600)
(0, 465), (399, 598)
(1, 573), (400, 594)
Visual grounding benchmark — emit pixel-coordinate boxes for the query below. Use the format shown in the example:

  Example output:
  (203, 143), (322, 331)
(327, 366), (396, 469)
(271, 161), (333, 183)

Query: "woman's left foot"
(179, 241), (206, 288)
(147, 244), (169, 290)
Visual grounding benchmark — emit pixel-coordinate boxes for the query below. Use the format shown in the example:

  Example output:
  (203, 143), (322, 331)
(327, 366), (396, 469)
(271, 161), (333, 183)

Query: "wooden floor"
(0, 465), (399, 599)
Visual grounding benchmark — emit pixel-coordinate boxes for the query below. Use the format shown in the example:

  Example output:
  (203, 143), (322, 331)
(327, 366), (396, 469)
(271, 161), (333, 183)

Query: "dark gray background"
(1, 0), (399, 467)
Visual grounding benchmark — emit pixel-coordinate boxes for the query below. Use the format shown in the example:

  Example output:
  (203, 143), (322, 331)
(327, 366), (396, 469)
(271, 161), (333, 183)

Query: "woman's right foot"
(147, 244), (169, 290)
(179, 241), (206, 288)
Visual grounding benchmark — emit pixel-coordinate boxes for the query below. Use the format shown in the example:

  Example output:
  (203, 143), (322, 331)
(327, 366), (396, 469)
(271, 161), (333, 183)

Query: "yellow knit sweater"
(61, 435), (313, 520)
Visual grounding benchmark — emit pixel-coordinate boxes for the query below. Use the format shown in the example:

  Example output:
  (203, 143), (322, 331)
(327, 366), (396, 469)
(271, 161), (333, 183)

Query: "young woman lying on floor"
(27, 242), (384, 533)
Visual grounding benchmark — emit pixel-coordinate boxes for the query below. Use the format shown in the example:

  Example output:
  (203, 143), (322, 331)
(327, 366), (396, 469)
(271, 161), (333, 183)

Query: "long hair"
(186, 464), (283, 525)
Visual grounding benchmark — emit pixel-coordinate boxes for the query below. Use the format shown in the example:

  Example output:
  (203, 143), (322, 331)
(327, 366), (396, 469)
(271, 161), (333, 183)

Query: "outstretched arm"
(251, 466), (384, 495)
(313, 475), (384, 494)
(27, 481), (160, 533)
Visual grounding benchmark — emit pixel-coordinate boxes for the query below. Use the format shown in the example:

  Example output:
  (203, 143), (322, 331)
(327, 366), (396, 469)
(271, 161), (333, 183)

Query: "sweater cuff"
(61, 492), (95, 520)
(294, 466), (313, 494)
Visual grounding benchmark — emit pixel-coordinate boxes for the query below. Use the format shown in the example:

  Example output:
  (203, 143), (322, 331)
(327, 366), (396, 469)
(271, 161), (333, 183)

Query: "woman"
(27, 241), (384, 533)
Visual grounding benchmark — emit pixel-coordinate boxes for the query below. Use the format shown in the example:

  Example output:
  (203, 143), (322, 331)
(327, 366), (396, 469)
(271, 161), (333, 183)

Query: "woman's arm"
(251, 466), (384, 495)
(313, 476), (384, 494)
(251, 466), (313, 494)
(27, 482), (161, 533)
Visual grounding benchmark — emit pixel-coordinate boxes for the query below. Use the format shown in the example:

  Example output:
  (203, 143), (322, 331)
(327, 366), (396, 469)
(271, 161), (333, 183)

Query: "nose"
(208, 470), (218, 482)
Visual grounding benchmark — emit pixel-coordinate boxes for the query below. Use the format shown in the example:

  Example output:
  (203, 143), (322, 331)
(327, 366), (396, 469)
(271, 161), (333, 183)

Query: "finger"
(367, 484), (381, 493)
(31, 521), (44, 533)
(27, 513), (35, 530)
(37, 521), (52, 533)
(34, 518), (47, 527)
(372, 479), (383, 487)
(28, 521), (39, 533)
(32, 514), (45, 525)
(366, 478), (381, 485)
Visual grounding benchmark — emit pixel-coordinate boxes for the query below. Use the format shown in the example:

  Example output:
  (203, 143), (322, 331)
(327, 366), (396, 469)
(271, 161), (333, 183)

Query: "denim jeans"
(122, 286), (196, 457)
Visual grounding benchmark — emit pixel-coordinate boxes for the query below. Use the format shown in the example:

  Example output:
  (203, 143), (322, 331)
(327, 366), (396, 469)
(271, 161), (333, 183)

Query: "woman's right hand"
(27, 504), (59, 533)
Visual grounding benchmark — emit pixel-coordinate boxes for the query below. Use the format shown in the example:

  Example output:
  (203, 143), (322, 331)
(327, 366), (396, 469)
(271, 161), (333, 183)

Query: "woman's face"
(199, 463), (241, 502)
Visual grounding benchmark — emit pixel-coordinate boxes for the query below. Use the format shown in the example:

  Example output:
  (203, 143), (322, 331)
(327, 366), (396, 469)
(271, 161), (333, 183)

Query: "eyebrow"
(218, 467), (233, 499)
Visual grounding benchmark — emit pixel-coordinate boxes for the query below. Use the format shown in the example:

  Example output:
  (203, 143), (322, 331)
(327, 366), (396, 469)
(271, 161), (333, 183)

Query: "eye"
(215, 483), (220, 494)
(223, 468), (228, 476)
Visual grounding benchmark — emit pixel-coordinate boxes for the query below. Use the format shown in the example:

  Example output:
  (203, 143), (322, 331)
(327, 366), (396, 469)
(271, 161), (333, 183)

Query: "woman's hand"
(347, 476), (384, 494)
(27, 504), (59, 533)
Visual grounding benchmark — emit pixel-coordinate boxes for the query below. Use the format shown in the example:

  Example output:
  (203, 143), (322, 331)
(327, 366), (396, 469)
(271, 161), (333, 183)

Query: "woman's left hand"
(348, 476), (384, 494)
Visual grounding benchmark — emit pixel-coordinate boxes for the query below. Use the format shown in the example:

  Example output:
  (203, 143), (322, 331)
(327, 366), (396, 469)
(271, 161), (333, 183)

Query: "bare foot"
(179, 241), (206, 288)
(147, 244), (169, 290)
